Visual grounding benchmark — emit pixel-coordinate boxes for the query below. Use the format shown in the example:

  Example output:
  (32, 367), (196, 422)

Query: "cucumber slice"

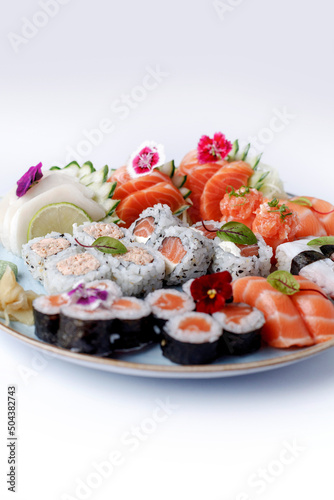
(173, 205), (190, 216)
(227, 139), (239, 161)
(180, 187), (192, 199)
(49, 166), (61, 171)
(79, 161), (96, 178)
(80, 165), (109, 186)
(172, 173), (187, 188)
(156, 160), (175, 177)
(89, 181), (116, 201)
(99, 214), (122, 224)
(249, 153), (263, 170)
(240, 143), (251, 161)
(103, 198), (120, 216)
(63, 161), (81, 177)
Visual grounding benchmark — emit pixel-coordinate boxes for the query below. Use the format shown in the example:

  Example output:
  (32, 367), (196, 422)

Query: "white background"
(1, 0), (334, 499)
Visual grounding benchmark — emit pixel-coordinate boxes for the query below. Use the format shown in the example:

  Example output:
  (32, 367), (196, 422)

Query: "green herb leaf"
(307, 236), (334, 246)
(290, 197), (313, 207)
(267, 270), (300, 295)
(92, 237), (127, 254)
(217, 222), (257, 245)
(268, 198), (279, 207)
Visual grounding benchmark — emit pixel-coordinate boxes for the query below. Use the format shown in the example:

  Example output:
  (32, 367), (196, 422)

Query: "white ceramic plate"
(1, 246), (333, 379)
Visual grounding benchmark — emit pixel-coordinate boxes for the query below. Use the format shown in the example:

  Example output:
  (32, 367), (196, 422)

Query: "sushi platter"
(0, 134), (334, 378)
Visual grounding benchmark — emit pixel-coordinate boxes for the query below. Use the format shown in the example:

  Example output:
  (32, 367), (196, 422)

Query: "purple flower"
(16, 163), (43, 197)
(68, 283), (109, 308)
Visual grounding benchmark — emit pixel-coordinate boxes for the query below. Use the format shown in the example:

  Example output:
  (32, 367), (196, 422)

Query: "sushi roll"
(276, 239), (334, 299)
(67, 279), (122, 305)
(191, 220), (223, 240)
(43, 250), (111, 295)
(161, 312), (223, 365)
(213, 303), (265, 355)
(211, 234), (272, 280)
(22, 232), (81, 283)
(154, 226), (214, 286)
(108, 297), (155, 351)
(128, 204), (184, 245)
(58, 304), (115, 355)
(145, 289), (195, 336)
(107, 242), (165, 296)
(73, 221), (131, 247)
(33, 293), (71, 344)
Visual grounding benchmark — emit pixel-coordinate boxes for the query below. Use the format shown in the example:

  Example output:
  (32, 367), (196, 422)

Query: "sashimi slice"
(178, 149), (228, 176)
(282, 200), (327, 238)
(108, 166), (131, 186)
(290, 276), (334, 343)
(8, 185), (106, 255)
(113, 171), (172, 201)
(200, 161), (254, 222)
(117, 182), (185, 228)
(232, 276), (314, 348)
(302, 196), (334, 235)
(185, 162), (227, 223)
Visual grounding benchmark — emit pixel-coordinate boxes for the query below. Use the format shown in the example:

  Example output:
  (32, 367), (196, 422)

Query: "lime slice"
(27, 202), (92, 241)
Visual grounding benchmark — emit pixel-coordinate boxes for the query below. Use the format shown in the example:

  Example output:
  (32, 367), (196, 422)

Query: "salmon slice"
(282, 200), (327, 238)
(108, 166), (131, 185)
(117, 182), (185, 227)
(200, 161), (254, 222)
(252, 201), (300, 252)
(178, 149), (228, 176)
(133, 217), (155, 238)
(158, 236), (187, 264)
(220, 187), (264, 229)
(179, 316), (211, 332)
(290, 276), (334, 343)
(237, 244), (259, 257)
(185, 163), (228, 223)
(154, 292), (187, 310)
(302, 196), (334, 235)
(112, 298), (141, 310)
(114, 171), (172, 201)
(232, 276), (314, 348)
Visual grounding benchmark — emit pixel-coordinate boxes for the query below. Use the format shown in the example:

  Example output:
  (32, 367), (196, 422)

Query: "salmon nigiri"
(232, 276), (314, 348)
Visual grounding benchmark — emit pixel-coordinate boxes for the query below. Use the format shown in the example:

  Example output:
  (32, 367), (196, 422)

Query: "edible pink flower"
(16, 162), (43, 197)
(197, 133), (232, 164)
(127, 141), (166, 178)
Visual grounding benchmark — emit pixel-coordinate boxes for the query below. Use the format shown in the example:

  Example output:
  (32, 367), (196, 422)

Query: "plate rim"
(2, 321), (334, 375)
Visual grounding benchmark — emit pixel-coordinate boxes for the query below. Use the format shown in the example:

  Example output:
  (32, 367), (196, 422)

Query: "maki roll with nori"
(108, 297), (155, 351)
(145, 289), (195, 336)
(33, 293), (71, 344)
(213, 303), (265, 355)
(58, 304), (115, 355)
(161, 312), (223, 365)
